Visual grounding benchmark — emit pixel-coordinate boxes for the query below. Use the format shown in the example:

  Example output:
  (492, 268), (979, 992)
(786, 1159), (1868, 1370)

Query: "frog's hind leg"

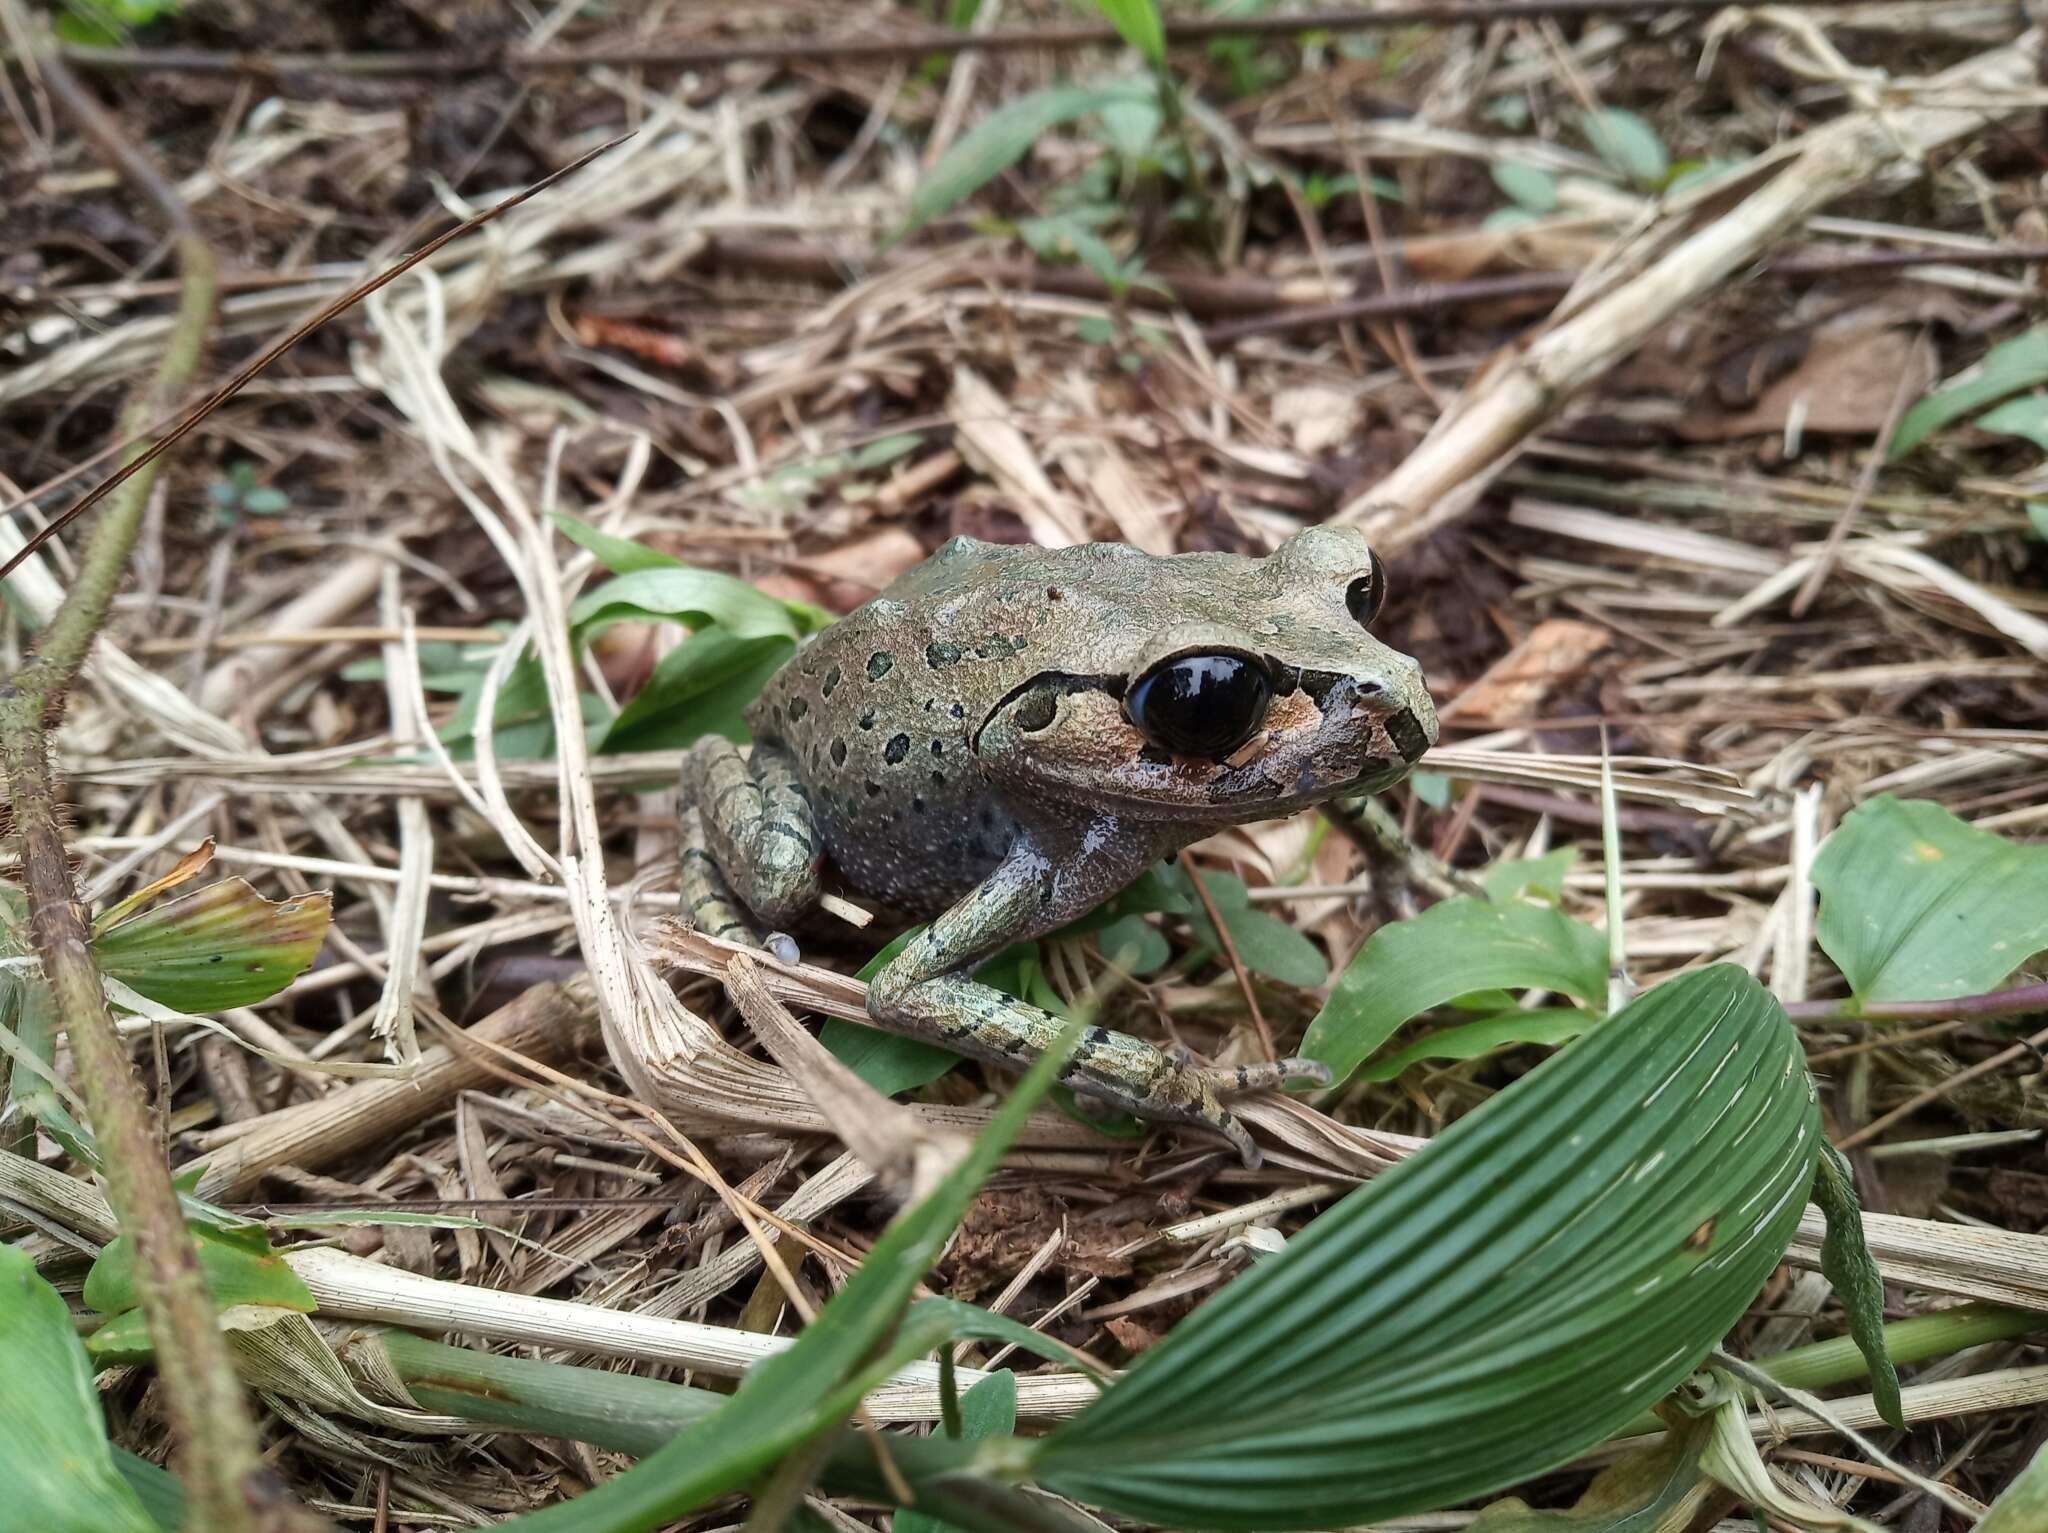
(864, 819), (1272, 1167)
(678, 804), (763, 946)
(679, 737), (823, 928)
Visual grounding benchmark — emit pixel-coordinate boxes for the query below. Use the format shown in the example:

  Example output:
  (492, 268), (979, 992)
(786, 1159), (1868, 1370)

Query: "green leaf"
(1031, 966), (1821, 1530)
(899, 1371), (1020, 1533)
(1972, 393), (2048, 450)
(817, 928), (964, 1095)
(1094, 913), (1170, 976)
(1357, 1008), (1590, 1083)
(1489, 161), (1557, 213)
(1303, 897), (1609, 1086)
(1212, 907), (1327, 988)
(1406, 769), (1452, 808)
(1812, 1144), (1903, 1429)
(1092, 0), (1165, 67)
(111, 1447), (184, 1533)
(569, 566), (811, 641)
(240, 486), (290, 515)
(819, 1015), (961, 1097)
(1812, 795), (2048, 1004)
(1577, 107), (1668, 187)
(1479, 848), (1577, 905)
(1891, 324), (2048, 460)
(1096, 94), (1163, 160)
(85, 1226), (316, 1318)
(596, 629), (795, 753)
(1183, 872), (1328, 988)
(0, 1245), (160, 1533)
(906, 83), (1152, 232)
(82, 1309), (158, 1367)
(1663, 157), (1742, 196)
(552, 511), (684, 574)
(493, 1014), (1090, 1533)
(93, 879), (330, 1013)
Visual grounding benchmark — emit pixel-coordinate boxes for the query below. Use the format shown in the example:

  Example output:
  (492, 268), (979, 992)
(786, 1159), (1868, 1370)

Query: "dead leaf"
(93, 839), (217, 933)
(949, 365), (1091, 547)
(1678, 326), (1937, 442)
(1439, 618), (1611, 726)
(1271, 384), (1363, 456)
(792, 527), (927, 610)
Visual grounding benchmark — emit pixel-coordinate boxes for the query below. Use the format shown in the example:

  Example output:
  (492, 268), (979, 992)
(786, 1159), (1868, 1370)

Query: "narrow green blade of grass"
(1890, 324), (2048, 459)
(492, 1012), (1088, 1533)
(1031, 966), (1820, 1530)
(905, 83), (1151, 232)
(1092, 0), (1165, 67)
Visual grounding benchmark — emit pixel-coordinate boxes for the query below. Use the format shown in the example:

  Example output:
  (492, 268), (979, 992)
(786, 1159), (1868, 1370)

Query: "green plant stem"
(1784, 980), (2048, 1024)
(0, 26), (325, 1533)
(1607, 1301), (2041, 1440)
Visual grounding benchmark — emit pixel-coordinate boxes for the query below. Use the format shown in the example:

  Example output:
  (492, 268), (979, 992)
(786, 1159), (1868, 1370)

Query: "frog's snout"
(1390, 669), (1439, 762)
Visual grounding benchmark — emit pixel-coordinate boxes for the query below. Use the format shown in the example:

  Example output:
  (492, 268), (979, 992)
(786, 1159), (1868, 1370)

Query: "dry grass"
(4, 0), (2047, 1524)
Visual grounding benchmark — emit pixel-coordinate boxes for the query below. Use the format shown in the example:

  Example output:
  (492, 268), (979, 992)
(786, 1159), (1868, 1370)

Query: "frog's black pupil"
(1346, 550), (1388, 628)
(1127, 654), (1272, 760)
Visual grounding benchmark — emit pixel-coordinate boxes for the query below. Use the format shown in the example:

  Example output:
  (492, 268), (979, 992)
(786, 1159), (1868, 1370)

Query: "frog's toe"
(1215, 1109), (1261, 1170)
(1277, 1055), (1333, 1088)
(762, 931), (803, 965)
(1202, 1056), (1333, 1097)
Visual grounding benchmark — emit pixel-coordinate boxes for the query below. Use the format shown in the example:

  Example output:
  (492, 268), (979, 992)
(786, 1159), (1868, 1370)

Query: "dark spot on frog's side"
(788, 697), (808, 723)
(860, 707), (878, 730)
(821, 666), (841, 696)
(884, 733), (911, 764)
(867, 651), (893, 681)
(927, 640), (961, 669)
(830, 738), (847, 766)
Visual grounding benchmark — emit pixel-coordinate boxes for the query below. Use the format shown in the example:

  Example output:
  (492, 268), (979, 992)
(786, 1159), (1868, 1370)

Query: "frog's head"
(971, 525), (1438, 824)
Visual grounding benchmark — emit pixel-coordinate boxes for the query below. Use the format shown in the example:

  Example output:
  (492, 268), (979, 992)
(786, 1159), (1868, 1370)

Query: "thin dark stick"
(0, 132), (633, 583)
(47, 1), (1890, 78)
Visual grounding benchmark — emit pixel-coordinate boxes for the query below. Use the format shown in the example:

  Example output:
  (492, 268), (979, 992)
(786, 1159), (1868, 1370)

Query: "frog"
(677, 523), (1438, 1167)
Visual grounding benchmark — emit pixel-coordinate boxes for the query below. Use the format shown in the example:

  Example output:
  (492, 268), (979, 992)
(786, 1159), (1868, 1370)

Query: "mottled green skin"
(680, 525), (1437, 1165)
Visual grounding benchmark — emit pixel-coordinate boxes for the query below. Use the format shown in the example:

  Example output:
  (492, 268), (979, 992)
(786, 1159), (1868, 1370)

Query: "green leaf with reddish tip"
(93, 878), (331, 1012)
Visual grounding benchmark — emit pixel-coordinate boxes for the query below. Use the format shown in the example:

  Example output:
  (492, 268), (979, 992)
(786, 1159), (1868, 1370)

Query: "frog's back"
(746, 537), (1045, 911)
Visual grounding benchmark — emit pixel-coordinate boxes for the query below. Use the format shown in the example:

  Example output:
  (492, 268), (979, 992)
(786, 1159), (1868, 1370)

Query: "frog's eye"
(1126, 654), (1272, 760)
(1345, 549), (1388, 629)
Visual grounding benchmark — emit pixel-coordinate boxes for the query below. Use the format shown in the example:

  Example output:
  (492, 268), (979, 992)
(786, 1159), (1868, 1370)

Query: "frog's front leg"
(865, 816), (1308, 1167)
(680, 737), (823, 930)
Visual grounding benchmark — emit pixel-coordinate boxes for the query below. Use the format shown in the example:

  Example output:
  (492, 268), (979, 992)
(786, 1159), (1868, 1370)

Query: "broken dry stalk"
(0, 20), (329, 1533)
